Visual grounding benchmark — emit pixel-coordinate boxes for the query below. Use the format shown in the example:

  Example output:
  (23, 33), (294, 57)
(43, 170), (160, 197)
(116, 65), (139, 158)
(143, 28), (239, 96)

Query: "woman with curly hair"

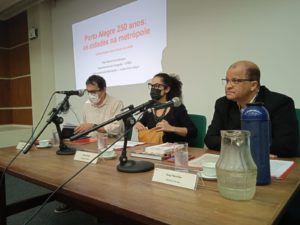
(135, 73), (197, 144)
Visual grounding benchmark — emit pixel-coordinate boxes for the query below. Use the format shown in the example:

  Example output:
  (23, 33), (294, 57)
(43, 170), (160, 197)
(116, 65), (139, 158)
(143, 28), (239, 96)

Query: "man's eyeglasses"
(87, 89), (101, 94)
(147, 83), (167, 89)
(221, 78), (254, 86)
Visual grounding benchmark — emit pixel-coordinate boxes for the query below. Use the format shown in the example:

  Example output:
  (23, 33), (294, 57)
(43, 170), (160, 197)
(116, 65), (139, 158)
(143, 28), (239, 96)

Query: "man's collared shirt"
(82, 94), (124, 136)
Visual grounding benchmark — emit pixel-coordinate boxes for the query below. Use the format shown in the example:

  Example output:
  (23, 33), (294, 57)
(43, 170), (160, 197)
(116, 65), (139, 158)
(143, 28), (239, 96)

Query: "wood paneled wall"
(0, 49), (9, 77)
(0, 79), (10, 107)
(9, 44), (30, 76)
(0, 20), (7, 46)
(0, 11), (32, 125)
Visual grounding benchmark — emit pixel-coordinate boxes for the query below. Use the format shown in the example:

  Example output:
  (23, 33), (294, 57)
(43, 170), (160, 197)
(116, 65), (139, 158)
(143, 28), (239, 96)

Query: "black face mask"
(150, 88), (161, 100)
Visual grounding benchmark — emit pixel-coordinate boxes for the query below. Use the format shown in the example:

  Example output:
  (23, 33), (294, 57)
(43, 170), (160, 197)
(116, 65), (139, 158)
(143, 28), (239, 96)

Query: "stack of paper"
(144, 143), (178, 154)
(111, 141), (144, 150)
(189, 153), (295, 179)
(130, 143), (178, 161)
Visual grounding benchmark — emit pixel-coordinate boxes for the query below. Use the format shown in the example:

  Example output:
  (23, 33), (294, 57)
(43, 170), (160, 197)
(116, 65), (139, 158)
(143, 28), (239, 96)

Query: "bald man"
(204, 60), (298, 157)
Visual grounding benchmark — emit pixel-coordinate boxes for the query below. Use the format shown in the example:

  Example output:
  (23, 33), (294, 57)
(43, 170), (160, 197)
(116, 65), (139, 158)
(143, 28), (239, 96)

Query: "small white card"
(16, 141), (31, 151)
(74, 150), (98, 164)
(152, 168), (198, 190)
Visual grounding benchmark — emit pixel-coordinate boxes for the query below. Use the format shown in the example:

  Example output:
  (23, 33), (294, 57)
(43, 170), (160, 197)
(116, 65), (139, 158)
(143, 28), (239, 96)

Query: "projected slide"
(72, 0), (166, 88)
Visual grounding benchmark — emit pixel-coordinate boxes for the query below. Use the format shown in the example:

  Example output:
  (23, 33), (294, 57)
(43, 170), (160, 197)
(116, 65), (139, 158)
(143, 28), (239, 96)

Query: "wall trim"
(0, 74), (31, 80)
(0, 107), (32, 110)
(0, 41), (29, 50)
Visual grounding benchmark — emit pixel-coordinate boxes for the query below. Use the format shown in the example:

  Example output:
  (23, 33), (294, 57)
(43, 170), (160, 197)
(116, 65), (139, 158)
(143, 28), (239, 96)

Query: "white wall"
(29, 0), (300, 137)
(28, 0), (56, 139)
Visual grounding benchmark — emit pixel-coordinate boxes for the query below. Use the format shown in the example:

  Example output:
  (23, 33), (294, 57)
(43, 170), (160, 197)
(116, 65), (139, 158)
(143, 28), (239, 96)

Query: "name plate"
(152, 168), (198, 190)
(16, 141), (31, 151)
(74, 150), (98, 164)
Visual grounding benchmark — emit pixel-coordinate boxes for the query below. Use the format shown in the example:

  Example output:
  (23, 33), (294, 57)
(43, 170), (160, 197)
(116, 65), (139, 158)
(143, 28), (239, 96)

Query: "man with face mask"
(74, 75), (124, 136)
(54, 75), (124, 214)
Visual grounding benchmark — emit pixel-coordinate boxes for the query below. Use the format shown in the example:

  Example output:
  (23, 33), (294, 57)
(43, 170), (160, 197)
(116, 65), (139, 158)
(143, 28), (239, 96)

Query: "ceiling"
(0, 0), (43, 20)
(0, 0), (22, 13)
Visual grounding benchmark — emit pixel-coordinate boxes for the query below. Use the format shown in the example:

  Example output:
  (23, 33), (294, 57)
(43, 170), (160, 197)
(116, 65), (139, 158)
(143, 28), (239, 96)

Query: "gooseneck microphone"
(153, 97), (181, 109)
(55, 89), (85, 96)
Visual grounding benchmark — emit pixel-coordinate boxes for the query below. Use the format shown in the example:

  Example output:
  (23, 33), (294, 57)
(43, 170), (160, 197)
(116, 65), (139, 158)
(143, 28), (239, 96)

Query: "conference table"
(0, 142), (299, 225)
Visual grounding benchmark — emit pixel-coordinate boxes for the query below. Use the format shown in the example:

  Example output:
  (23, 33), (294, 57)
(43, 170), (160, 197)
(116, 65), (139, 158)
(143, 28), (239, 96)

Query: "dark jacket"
(139, 104), (197, 145)
(204, 86), (298, 157)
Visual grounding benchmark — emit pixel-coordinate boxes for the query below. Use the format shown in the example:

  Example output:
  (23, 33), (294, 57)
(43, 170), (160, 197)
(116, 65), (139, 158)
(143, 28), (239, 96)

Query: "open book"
(130, 143), (179, 161)
(130, 149), (172, 160)
(144, 143), (178, 154)
(111, 141), (144, 150)
(189, 153), (295, 179)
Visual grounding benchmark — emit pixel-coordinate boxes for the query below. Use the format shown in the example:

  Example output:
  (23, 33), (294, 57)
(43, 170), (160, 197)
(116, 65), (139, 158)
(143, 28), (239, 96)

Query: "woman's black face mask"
(150, 88), (161, 100)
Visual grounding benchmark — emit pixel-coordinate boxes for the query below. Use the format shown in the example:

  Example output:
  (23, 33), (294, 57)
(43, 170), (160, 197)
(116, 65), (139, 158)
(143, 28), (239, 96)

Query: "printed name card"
(152, 168), (198, 190)
(74, 150), (98, 164)
(16, 141), (31, 151)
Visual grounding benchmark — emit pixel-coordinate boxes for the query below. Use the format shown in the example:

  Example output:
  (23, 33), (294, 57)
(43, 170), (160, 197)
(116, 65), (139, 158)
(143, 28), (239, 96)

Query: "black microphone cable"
(0, 92), (56, 186)
(22, 129), (131, 225)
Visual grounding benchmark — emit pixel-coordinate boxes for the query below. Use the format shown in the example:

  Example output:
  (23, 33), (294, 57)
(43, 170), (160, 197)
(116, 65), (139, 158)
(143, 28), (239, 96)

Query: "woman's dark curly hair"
(154, 73), (182, 100)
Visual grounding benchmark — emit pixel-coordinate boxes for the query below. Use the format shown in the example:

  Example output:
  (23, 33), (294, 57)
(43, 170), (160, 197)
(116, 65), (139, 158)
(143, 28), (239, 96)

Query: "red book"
(71, 137), (97, 145)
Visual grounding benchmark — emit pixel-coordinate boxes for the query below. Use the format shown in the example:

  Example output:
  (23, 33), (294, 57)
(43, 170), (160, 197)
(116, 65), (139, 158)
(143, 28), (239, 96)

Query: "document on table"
(189, 153), (295, 179)
(110, 141), (144, 150)
(270, 159), (295, 179)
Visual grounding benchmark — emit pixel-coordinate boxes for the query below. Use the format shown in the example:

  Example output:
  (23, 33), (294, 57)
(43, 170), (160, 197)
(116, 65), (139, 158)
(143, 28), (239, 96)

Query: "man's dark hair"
(86, 75), (106, 90)
(246, 66), (260, 86)
(154, 73), (182, 100)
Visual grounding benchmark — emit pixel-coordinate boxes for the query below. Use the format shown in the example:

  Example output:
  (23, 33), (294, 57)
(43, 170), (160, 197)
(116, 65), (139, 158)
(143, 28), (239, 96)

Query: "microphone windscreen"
(172, 97), (181, 107)
(78, 89), (86, 97)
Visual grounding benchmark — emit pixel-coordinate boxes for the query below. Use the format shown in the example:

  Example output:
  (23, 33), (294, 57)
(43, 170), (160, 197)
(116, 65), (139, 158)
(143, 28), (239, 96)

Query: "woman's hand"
(156, 120), (188, 137)
(134, 122), (147, 131)
(156, 120), (174, 132)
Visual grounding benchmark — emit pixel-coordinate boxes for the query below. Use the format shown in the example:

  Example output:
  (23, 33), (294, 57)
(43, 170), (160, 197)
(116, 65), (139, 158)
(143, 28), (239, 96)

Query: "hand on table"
(74, 123), (94, 133)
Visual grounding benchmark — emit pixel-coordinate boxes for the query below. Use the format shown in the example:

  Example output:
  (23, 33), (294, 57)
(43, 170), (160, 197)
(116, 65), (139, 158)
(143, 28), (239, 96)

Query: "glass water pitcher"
(216, 130), (257, 200)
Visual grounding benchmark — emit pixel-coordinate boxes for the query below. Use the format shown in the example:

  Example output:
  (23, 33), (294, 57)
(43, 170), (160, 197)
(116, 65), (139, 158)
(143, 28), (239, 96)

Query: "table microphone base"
(117, 160), (154, 173)
(56, 146), (76, 155)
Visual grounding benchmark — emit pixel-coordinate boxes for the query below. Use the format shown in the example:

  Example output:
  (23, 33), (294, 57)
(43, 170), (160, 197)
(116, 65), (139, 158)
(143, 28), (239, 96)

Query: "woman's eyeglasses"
(147, 83), (167, 89)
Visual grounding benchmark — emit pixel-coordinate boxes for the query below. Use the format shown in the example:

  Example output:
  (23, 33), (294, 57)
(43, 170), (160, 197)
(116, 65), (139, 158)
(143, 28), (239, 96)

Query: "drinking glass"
(174, 142), (189, 172)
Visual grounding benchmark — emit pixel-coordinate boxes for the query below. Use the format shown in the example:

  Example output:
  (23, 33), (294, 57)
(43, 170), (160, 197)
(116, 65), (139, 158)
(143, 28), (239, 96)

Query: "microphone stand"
(23, 95), (76, 155)
(117, 107), (154, 173)
(70, 100), (156, 173)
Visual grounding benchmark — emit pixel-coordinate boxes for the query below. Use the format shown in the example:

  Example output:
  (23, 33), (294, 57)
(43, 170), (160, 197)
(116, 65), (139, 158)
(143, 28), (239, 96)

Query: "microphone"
(153, 97), (181, 109)
(55, 89), (85, 96)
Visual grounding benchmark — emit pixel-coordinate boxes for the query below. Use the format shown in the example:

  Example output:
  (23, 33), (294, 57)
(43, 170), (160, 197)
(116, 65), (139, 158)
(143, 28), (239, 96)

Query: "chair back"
(189, 114), (207, 148)
(295, 108), (300, 156)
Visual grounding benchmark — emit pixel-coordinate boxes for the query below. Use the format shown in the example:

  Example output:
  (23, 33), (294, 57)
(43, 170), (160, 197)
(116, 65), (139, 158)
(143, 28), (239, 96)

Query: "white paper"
(74, 150), (98, 164)
(189, 153), (295, 179)
(145, 143), (178, 154)
(110, 141), (144, 149)
(188, 153), (219, 167)
(152, 168), (198, 190)
(270, 159), (295, 178)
